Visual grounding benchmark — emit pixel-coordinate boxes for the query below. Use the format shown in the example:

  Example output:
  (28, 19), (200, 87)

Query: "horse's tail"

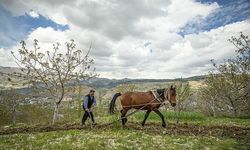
(109, 93), (122, 114)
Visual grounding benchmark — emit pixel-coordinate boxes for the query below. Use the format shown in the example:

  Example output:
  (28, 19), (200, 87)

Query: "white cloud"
(0, 48), (16, 67)
(1, 0), (69, 24)
(1, 0), (249, 79)
(29, 10), (39, 18)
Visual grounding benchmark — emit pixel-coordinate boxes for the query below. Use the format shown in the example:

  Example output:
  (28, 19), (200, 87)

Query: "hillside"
(0, 66), (205, 90)
(81, 75), (205, 88)
(0, 66), (27, 90)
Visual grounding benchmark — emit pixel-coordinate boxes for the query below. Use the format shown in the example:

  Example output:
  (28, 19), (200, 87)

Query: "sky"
(0, 0), (250, 79)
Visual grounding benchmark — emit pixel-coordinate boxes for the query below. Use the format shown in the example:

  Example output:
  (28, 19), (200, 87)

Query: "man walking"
(82, 89), (97, 125)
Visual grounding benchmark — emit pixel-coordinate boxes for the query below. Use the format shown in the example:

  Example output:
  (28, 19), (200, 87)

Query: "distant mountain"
(0, 66), (27, 90)
(0, 66), (24, 74)
(0, 66), (206, 89)
(80, 75), (206, 88)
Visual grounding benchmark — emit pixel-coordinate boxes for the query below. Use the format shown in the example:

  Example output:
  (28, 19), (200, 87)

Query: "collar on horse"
(151, 88), (168, 103)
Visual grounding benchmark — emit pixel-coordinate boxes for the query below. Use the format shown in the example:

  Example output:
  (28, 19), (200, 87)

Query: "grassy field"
(0, 128), (243, 150)
(0, 111), (249, 150)
(133, 111), (250, 126)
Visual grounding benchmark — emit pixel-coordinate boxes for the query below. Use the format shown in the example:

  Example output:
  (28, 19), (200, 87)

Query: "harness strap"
(151, 89), (167, 103)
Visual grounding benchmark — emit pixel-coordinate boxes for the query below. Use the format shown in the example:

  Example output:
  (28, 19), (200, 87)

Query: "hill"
(0, 66), (205, 90)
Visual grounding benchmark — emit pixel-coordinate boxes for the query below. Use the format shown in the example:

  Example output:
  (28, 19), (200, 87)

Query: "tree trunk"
(98, 90), (103, 116)
(52, 103), (59, 124)
(230, 99), (238, 117)
(12, 103), (16, 125)
(211, 97), (216, 117)
(211, 106), (216, 117)
(77, 85), (82, 119)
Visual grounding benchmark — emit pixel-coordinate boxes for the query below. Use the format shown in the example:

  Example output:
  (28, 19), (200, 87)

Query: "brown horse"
(109, 85), (176, 128)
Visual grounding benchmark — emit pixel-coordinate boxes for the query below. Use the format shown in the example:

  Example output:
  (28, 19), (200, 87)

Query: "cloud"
(29, 10), (39, 18)
(1, 0), (218, 41)
(62, 0), (172, 41)
(0, 0), (69, 25)
(166, 20), (250, 74)
(0, 48), (16, 67)
(1, 0), (250, 79)
(0, 5), (69, 48)
(180, 0), (250, 35)
(0, 6), (27, 47)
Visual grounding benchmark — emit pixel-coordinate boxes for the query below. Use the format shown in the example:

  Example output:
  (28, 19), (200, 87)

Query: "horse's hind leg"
(141, 110), (151, 127)
(153, 109), (167, 128)
(120, 108), (129, 126)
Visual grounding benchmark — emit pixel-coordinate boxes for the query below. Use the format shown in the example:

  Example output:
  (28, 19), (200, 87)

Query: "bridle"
(164, 88), (172, 103)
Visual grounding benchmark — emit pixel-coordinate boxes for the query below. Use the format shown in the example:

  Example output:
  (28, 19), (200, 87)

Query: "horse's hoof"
(141, 123), (145, 127)
(162, 124), (167, 128)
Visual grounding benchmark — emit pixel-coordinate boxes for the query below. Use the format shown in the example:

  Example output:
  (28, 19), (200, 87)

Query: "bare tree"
(11, 39), (96, 124)
(176, 81), (191, 112)
(116, 84), (137, 93)
(200, 33), (250, 117)
(175, 81), (191, 123)
(76, 85), (83, 119)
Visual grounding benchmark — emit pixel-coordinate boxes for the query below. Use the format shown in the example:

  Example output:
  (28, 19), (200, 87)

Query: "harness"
(151, 88), (169, 103)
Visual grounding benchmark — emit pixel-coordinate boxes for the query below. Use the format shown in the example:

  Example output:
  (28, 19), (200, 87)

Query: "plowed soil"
(1, 122), (249, 139)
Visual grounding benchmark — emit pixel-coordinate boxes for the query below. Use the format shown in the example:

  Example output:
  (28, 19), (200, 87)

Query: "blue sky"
(0, 0), (250, 79)
(1, 0), (249, 48)
(179, 0), (250, 36)
(0, 5), (68, 48)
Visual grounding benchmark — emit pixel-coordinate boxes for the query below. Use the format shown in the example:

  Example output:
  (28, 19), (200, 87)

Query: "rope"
(119, 98), (157, 120)
(121, 102), (164, 108)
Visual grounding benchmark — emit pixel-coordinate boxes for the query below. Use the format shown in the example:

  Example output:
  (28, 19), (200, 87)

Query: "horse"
(109, 85), (176, 128)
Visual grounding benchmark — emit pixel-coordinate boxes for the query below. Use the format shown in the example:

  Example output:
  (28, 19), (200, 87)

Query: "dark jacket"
(83, 94), (97, 110)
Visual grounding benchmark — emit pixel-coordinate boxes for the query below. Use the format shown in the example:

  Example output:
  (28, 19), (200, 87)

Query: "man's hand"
(86, 108), (92, 112)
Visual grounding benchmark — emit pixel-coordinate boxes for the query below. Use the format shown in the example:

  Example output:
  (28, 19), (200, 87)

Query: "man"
(82, 89), (97, 125)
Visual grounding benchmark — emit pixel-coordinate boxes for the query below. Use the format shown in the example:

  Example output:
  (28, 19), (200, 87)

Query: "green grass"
(0, 128), (240, 150)
(0, 111), (249, 150)
(133, 111), (250, 127)
(134, 111), (206, 121)
(1, 110), (249, 130)
(1, 103), (249, 128)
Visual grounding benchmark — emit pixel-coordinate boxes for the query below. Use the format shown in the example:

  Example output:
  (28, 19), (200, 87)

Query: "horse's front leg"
(141, 110), (151, 127)
(153, 109), (167, 128)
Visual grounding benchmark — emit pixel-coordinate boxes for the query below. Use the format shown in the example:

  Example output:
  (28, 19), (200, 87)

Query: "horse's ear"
(170, 85), (173, 89)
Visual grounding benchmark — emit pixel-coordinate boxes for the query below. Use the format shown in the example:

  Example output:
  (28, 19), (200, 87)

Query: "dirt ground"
(0, 122), (249, 140)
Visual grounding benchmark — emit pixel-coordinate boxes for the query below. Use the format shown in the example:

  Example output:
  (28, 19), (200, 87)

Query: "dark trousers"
(82, 110), (95, 124)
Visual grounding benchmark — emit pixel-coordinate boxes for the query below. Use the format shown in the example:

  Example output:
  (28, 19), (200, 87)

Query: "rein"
(165, 88), (171, 102)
